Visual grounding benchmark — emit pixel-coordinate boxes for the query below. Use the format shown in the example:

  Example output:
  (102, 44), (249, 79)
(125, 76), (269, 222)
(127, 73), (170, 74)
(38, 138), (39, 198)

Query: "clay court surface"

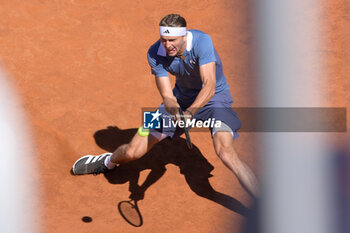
(0, 0), (348, 232)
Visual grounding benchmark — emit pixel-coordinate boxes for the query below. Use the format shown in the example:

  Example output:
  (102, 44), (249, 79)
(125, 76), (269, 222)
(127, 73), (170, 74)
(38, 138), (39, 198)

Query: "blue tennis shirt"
(147, 29), (230, 104)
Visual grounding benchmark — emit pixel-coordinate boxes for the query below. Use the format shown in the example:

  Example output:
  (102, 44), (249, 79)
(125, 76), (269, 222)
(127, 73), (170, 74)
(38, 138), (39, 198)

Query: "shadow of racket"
(118, 200), (143, 227)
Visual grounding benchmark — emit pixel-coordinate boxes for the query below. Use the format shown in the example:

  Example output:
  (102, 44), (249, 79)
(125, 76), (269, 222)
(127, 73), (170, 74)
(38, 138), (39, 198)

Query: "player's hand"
(183, 110), (193, 121)
(177, 109), (192, 124)
(163, 97), (180, 116)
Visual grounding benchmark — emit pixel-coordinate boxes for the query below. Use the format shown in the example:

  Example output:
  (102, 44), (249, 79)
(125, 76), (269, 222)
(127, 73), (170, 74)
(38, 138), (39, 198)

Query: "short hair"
(159, 14), (187, 27)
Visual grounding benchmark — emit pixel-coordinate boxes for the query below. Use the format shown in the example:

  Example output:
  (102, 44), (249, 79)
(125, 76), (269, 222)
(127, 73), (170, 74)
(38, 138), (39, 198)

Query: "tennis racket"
(118, 200), (143, 227)
(179, 108), (193, 149)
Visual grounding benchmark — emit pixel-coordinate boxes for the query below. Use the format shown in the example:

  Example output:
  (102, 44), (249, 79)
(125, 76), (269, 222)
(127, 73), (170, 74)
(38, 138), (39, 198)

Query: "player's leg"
(72, 104), (176, 175)
(212, 130), (259, 197)
(72, 130), (167, 175)
(110, 131), (162, 164)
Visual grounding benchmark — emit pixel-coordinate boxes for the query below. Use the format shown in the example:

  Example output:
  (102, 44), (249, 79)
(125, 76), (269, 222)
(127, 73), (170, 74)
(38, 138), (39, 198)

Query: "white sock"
(104, 155), (116, 169)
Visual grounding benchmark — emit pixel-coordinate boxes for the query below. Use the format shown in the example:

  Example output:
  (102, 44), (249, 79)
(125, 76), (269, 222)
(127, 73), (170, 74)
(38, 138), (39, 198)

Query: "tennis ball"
(138, 126), (150, 137)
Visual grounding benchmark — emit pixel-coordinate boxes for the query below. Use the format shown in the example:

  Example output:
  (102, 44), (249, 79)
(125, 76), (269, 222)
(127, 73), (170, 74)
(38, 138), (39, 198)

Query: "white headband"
(159, 26), (187, 36)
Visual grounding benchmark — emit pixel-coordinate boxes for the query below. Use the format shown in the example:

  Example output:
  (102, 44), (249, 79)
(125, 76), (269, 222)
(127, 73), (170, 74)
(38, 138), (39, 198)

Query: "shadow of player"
(94, 126), (250, 216)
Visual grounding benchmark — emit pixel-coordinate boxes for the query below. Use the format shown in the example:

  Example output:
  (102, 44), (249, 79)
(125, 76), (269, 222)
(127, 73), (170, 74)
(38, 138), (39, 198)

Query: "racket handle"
(179, 108), (193, 149)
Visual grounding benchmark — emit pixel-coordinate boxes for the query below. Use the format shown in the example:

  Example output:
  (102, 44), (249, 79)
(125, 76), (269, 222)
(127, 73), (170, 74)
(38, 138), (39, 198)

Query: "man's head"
(159, 14), (187, 57)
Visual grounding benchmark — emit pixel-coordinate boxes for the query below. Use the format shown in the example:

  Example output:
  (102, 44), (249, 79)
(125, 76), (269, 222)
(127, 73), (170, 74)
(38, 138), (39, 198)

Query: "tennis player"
(72, 14), (258, 197)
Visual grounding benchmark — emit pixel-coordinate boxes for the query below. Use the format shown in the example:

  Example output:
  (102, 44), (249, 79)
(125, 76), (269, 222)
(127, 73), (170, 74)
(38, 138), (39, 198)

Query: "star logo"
(150, 109), (161, 122)
(143, 109), (162, 129)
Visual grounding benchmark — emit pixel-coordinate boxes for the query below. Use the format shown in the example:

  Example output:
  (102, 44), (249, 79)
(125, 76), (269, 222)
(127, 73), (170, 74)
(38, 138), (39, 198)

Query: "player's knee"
(217, 150), (230, 162)
(216, 147), (238, 163)
(214, 143), (228, 157)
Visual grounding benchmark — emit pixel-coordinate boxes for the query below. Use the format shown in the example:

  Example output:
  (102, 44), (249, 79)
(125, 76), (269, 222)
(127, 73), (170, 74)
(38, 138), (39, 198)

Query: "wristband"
(138, 126), (150, 137)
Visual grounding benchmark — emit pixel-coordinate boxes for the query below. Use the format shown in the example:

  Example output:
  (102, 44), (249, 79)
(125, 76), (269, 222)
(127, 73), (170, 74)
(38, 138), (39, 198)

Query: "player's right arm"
(154, 76), (179, 116)
(147, 42), (180, 116)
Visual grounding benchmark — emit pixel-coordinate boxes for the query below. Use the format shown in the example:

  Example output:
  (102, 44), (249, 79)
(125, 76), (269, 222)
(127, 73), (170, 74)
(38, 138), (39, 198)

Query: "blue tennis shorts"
(150, 90), (242, 140)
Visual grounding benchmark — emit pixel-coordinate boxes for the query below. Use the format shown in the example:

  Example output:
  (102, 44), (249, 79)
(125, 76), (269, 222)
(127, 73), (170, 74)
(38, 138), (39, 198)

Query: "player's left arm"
(186, 62), (216, 116)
